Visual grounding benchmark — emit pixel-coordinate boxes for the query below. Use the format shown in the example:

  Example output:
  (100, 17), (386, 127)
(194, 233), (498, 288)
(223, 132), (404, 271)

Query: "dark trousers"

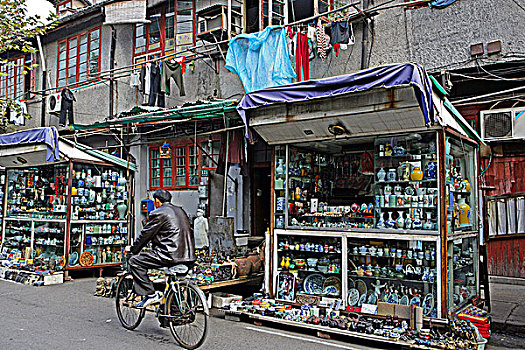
(129, 250), (173, 295)
(59, 100), (74, 126)
(147, 65), (165, 107)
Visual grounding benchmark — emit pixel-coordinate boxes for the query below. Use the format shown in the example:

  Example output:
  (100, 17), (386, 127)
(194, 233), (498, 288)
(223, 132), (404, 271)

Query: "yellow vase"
(284, 257), (291, 269)
(462, 179), (471, 192)
(458, 198), (470, 226)
(280, 256), (286, 269)
(410, 167), (424, 181)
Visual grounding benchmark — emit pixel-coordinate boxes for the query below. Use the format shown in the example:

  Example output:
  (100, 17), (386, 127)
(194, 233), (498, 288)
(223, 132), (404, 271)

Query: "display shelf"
(277, 249), (340, 254)
(277, 268), (340, 275)
(70, 220), (128, 224)
(376, 179), (437, 184)
(348, 274), (434, 285)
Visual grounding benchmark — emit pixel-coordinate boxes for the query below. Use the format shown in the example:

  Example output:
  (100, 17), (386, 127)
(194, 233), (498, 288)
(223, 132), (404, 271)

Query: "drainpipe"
(109, 25), (116, 118)
(37, 35), (46, 127)
(360, 0), (369, 70)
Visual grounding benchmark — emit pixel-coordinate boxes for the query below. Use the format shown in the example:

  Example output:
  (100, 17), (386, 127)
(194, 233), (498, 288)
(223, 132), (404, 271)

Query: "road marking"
(245, 326), (360, 350)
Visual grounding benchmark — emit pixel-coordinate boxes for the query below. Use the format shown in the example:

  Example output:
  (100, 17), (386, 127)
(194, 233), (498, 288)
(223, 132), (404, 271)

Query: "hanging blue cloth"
(225, 26), (296, 93)
(429, 0), (457, 9)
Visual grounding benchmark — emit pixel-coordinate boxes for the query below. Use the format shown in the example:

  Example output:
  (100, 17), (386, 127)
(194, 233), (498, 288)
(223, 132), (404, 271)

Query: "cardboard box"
(211, 292), (242, 308)
(377, 302), (395, 316)
(43, 272), (64, 286)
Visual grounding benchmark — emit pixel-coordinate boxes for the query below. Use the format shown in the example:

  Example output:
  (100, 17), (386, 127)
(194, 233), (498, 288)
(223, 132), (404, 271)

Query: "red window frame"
(56, 27), (101, 89)
(56, 0), (72, 14)
(149, 136), (220, 190)
(0, 56), (31, 101)
(132, 0), (197, 59)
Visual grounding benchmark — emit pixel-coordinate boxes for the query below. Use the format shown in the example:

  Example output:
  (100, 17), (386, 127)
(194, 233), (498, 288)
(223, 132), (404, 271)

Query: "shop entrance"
(252, 166), (271, 236)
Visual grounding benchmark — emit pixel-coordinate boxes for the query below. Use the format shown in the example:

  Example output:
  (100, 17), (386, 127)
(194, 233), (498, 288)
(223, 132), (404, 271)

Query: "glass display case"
(276, 232), (343, 298)
(347, 236), (439, 318)
(6, 165), (68, 220)
(448, 237), (478, 311)
(3, 220), (32, 260)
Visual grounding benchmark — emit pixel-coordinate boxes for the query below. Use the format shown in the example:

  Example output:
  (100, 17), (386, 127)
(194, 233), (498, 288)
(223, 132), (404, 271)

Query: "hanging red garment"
(296, 32), (309, 82)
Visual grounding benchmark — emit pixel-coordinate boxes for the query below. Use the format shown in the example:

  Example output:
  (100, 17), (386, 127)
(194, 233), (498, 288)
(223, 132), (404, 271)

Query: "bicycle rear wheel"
(166, 282), (209, 349)
(115, 273), (145, 330)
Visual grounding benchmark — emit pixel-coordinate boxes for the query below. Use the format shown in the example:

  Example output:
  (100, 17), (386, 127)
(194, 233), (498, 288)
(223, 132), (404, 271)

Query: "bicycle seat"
(161, 264), (190, 276)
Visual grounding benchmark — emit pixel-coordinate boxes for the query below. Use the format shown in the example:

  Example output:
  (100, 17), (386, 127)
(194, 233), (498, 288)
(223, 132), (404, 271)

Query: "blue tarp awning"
(0, 127), (60, 162)
(237, 63), (436, 137)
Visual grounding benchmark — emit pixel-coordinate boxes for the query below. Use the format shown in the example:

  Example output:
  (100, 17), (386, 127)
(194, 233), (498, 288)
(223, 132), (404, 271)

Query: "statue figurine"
(106, 247), (112, 263)
(194, 209), (209, 249)
(373, 279), (386, 298)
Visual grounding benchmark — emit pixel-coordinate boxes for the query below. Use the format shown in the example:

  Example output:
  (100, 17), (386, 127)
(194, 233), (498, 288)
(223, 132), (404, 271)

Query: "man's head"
(153, 189), (172, 208)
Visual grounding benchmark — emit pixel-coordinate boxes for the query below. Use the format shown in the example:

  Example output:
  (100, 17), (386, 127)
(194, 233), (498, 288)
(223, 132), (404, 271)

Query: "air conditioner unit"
(481, 108), (525, 141)
(46, 92), (62, 114)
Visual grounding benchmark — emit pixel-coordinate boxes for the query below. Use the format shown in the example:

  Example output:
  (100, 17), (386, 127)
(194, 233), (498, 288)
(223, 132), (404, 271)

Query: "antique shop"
(0, 127), (136, 284)
(234, 64), (483, 333)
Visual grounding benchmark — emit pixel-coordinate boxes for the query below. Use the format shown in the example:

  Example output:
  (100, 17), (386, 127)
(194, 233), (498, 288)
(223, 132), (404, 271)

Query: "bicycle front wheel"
(166, 282), (209, 349)
(115, 273), (145, 330)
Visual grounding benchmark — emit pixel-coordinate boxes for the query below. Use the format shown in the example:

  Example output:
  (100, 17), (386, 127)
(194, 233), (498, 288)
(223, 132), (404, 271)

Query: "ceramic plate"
(404, 186), (415, 196)
(303, 274), (325, 294)
(347, 288), (360, 306)
(367, 293), (378, 305)
(410, 296), (421, 306)
(348, 278), (355, 290)
(399, 295), (410, 305)
(358, 294), (367, 307)
(356, 279), (367, 296)
(422, 294), (434, 316)
(322, 277), (341, 296)
(69, 251), (79, 266)
(387, 293), (399, 304)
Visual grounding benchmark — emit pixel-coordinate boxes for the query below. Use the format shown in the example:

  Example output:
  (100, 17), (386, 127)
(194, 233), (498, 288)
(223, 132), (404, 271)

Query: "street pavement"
(0, 277), (523, 350)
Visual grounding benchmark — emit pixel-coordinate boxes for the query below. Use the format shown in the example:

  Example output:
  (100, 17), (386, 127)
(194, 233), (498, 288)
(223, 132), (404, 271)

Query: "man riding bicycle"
(124, 189), (196, 308)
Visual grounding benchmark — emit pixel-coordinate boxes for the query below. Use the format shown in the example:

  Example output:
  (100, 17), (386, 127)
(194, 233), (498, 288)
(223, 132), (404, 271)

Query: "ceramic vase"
(386, 212), (395, 229)
(413, 215), (422, 229)
(396, 211), (404, 229)
(410, 167), (424, 181)
(425, 161), (437, 179)
(377, 168), (386, 182)
(405, 215), (413, 229)
(116, 202), (127, 220)
(387, 169), (397, 182)
(377, 212), (385, 229)
(423, 212), (433, 230)
(276, 159), (285, 176)
(118, 173), (127, 187)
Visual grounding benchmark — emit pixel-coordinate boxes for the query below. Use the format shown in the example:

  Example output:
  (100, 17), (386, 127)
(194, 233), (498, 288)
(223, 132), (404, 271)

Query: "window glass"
(149, 10), (162, 50)
(176, 0), (194, 53)
(135, 24), (146, 54)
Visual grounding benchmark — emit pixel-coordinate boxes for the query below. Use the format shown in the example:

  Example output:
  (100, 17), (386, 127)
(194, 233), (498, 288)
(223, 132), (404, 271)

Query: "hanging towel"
(330, 21), (350, 45)
(160, 60), (186, 96)
(225, 26), (296, 93)
(316, 19), (330, 61)
(139, 63), (151, 105)
(130, 71), (140, 87)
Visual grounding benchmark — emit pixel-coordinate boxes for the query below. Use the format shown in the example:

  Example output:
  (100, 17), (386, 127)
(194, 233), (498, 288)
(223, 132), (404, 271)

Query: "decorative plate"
(358, 294), (367, 307)
(367, 293), (378, 305)
(422, 294), (435, 316)
(347, 288), (360, 306)
(387, 293), (399, 304)
(323, 277), (341, 296)
(410, 296), (421, 306)
(404, 186), (415, 196)
(348, 278), (355, 290)
(79, 251), (94, 267)
(303, 274), (325, 294)
(356, 279), (367, 296)
(399, 295), (410, 305)
(69, 251), (79, 266)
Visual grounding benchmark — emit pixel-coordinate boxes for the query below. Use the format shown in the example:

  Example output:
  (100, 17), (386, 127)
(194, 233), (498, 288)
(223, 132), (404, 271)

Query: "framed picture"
(276, 272), (296, 302)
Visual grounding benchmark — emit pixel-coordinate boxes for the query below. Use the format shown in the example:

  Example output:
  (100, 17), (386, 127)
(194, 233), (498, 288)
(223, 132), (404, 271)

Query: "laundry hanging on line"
(59, 88), (75, 127)
(225, 26), (296, 93)
(160, 60), (185, 97)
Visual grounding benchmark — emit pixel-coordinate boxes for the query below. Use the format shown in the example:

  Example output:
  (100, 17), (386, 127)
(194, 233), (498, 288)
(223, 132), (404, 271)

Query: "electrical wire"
(474, 59), (525, 82)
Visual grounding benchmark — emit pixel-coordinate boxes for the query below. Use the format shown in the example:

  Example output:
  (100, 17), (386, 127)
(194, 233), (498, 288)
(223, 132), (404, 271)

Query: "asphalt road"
(0, 278), (522, 350)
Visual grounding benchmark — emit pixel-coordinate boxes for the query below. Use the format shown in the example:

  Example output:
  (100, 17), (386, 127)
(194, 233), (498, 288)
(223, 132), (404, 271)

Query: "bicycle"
(115, 255), (209, 349)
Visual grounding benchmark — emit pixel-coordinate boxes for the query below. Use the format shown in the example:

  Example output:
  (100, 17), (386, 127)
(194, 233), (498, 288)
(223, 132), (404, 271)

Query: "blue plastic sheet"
(429, 0), (457, 9)
(237, 63), (436, 137)
(0, 127), (60, 161)
(225, 26), (296, 93)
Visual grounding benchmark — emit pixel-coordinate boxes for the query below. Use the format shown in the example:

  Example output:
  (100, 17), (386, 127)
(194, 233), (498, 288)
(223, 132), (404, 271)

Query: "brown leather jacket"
(130, 203), (196, 263)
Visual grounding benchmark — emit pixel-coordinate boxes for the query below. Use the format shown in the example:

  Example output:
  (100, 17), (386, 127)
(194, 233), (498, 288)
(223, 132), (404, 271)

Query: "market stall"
(0, 127), (136, 284)
(228, 64), (485, 345)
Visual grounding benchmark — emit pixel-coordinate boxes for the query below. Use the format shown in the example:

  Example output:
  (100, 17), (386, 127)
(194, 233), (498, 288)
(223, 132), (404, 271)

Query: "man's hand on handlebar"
(124, 245), (131, 254)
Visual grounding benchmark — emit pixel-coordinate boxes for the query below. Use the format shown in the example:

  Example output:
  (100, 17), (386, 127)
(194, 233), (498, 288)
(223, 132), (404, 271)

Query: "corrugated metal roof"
(72, 100), (238, 130)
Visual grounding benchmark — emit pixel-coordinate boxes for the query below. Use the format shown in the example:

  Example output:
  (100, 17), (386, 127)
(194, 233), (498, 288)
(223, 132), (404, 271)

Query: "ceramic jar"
(387, 169), (397, 182)
(377, 168), (386, 182)
(458, 197), (471, 226)
(410, 167), (424, 181)
(425, 161), (437, 179)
